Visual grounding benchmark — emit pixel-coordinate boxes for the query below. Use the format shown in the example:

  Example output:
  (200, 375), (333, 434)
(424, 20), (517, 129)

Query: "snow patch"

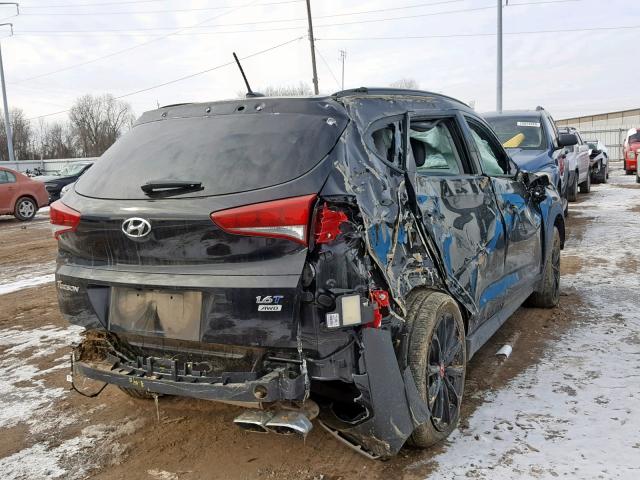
(0, 418), (145, 480)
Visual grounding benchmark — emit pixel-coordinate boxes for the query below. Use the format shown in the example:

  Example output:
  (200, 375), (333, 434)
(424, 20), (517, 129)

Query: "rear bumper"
(625, 157), (637, 171)
(72, 347), (307, 404)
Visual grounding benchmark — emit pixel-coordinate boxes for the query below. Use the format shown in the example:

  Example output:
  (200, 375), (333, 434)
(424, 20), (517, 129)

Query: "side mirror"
(557, 133), (578, 148)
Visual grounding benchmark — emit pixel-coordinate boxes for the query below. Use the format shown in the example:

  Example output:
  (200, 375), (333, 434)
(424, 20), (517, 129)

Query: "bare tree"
(34, 120), (76, 159)
(389, 78), (420, 90)
(69, 94), (135, 157)
(260, 82), (314, 97)
(0, 108), (36, 160)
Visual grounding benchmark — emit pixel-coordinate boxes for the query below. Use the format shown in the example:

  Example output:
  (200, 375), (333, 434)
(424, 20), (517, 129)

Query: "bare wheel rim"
(427, 311), (464, 432)
(18, 199), (35, 218)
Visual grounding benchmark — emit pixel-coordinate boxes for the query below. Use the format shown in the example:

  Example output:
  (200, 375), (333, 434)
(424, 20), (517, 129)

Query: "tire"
(118, 386), (162, 400)
(579, 170), (591, 194)
(405, 290), (466, 449)
(526, 226), (561, 308)
(635, 173), (640, 184)
(14, 196), (37, 221)
(567, 173), (578, 202)
(603, 163), (608, 183)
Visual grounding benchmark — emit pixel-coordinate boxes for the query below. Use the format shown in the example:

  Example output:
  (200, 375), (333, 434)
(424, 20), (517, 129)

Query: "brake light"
(314, 203), (348, 244)
(50, 201), (81, 239)
(210, 194), (317, 246)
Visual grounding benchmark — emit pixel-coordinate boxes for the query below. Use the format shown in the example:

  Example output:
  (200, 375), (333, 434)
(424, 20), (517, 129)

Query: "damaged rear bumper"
(71, 328), (431, 459)
(72, 350), (307, 404)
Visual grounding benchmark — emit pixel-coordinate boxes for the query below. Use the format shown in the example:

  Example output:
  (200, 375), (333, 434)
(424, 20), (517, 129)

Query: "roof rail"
(332, 87), (469, 108)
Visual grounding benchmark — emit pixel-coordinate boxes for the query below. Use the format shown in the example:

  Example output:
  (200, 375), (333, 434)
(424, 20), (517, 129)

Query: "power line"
(26, 35), (303, 121)
(20, 0), (179, 8)
(314, 45), (341, 89)
(316, 24), (640, 41)
(12, 0), (582, 83)
(17, 0), (464, 27)
(12, 0), (263, 83)
(20, 0), (304, 15)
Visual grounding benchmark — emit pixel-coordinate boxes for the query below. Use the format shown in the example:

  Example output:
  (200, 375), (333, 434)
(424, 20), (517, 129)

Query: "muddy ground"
(0, 165), (638, 479)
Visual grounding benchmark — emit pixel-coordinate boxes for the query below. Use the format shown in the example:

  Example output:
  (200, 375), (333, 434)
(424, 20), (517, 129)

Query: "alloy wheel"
(18, 199), (35, 219)
(427, 312), (465, 432)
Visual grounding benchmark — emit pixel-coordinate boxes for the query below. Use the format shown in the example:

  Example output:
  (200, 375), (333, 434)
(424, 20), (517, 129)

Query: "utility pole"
(496, 0), (503, 113)
(305, 0), (319, 95)
(339, 49), (346, 90)
(0, 17), (16, 162)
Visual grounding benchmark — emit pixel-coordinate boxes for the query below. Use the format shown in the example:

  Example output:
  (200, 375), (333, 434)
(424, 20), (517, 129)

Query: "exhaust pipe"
(233, 410), (274, 433)
(265, 411), (313, 437)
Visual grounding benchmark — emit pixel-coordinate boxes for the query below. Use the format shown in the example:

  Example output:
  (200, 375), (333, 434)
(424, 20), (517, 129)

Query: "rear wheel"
(118, 386), (163, 400)
(14, 197), (37, 221)
(579, 171), (591, 193)
(405, 290), (466, 448)
(526, 226), (561, 308)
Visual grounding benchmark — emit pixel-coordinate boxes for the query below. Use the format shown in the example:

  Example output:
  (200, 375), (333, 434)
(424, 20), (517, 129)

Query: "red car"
(623, 128), (640, 175)
(0, 166), (49, 221)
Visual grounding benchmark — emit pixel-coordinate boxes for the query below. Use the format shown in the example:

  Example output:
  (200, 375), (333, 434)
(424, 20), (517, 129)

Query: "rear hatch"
(56, 98), (348, 351)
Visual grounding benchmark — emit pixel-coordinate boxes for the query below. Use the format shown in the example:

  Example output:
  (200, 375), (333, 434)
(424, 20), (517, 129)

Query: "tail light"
(314, 203), (348, 244)
(210, 194), (317, 246)
(50, 201), (81, 239)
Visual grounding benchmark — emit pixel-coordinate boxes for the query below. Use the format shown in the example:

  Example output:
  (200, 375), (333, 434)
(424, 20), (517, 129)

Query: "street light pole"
(305, 0), (319, 95)
(339, 49), (346, 90)
(497, 0), (503, 113)
(0, 20), (15, 162)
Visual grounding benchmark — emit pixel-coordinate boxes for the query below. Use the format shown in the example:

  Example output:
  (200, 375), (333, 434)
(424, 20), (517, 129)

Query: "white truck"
(558, 126), (591, 201)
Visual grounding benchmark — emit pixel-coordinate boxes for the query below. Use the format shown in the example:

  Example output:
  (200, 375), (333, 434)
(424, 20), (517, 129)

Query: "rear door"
(462, 116), (542, 297)
(0, 169), (17, 213)
(406, 113), (507, 328)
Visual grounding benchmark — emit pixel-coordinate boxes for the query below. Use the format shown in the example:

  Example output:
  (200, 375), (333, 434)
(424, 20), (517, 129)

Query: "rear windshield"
(629, 132), (640, 144)
(484, 115), (546, 150)
(76, 113), (346, 199)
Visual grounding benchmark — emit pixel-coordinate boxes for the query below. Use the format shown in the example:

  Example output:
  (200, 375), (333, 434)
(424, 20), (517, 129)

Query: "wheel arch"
(12, 194), (38, 214)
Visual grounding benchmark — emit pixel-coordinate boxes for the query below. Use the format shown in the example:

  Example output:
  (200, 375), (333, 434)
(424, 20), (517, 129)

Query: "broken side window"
(467, 121), (510, 176)
(370, 123), (401, 166)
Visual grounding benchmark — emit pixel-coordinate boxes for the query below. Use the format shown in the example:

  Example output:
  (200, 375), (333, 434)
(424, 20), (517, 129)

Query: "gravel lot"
(0, 165), (638, 480)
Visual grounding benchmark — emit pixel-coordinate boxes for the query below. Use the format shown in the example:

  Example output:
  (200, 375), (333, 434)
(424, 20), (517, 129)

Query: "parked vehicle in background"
(483, 107), (574, 214)
(52, 88), (566, 459)
(585, 139), (608, 183)
(60, 182), (75, 198)
(557, 126), (591, 200)
(623, 128), (640, 175)
(0, 166), (49, 221)
(36, 161), (93, 203)
(25, 167), (44, 177)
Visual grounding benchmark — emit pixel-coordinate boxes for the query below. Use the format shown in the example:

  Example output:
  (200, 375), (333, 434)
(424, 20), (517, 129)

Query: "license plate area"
(109, 287), (202, 341)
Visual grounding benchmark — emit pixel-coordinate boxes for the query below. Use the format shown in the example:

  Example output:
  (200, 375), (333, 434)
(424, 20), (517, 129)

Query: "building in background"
(557, 108), (640, 161)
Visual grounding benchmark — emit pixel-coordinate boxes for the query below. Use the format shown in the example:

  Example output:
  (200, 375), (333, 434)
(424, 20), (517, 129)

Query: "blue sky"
(3, 0), (639, 122)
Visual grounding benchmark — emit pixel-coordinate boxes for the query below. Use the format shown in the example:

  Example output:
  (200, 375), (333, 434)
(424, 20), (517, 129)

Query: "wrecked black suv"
(52, 88), (565, 458)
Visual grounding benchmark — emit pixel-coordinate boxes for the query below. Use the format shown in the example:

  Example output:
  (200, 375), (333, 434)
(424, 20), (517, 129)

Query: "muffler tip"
(233, 410), (274, 434)
(265, 411), (313, 438)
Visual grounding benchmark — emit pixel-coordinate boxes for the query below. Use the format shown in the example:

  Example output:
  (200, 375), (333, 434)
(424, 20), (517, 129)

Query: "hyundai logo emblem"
(122, 217), (151, 239)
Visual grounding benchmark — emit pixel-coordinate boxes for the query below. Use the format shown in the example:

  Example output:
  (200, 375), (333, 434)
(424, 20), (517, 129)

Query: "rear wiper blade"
(141, 180), (203, 194)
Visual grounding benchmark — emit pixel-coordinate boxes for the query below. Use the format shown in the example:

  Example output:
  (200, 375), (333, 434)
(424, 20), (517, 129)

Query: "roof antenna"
(233, 52), (263, 98)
